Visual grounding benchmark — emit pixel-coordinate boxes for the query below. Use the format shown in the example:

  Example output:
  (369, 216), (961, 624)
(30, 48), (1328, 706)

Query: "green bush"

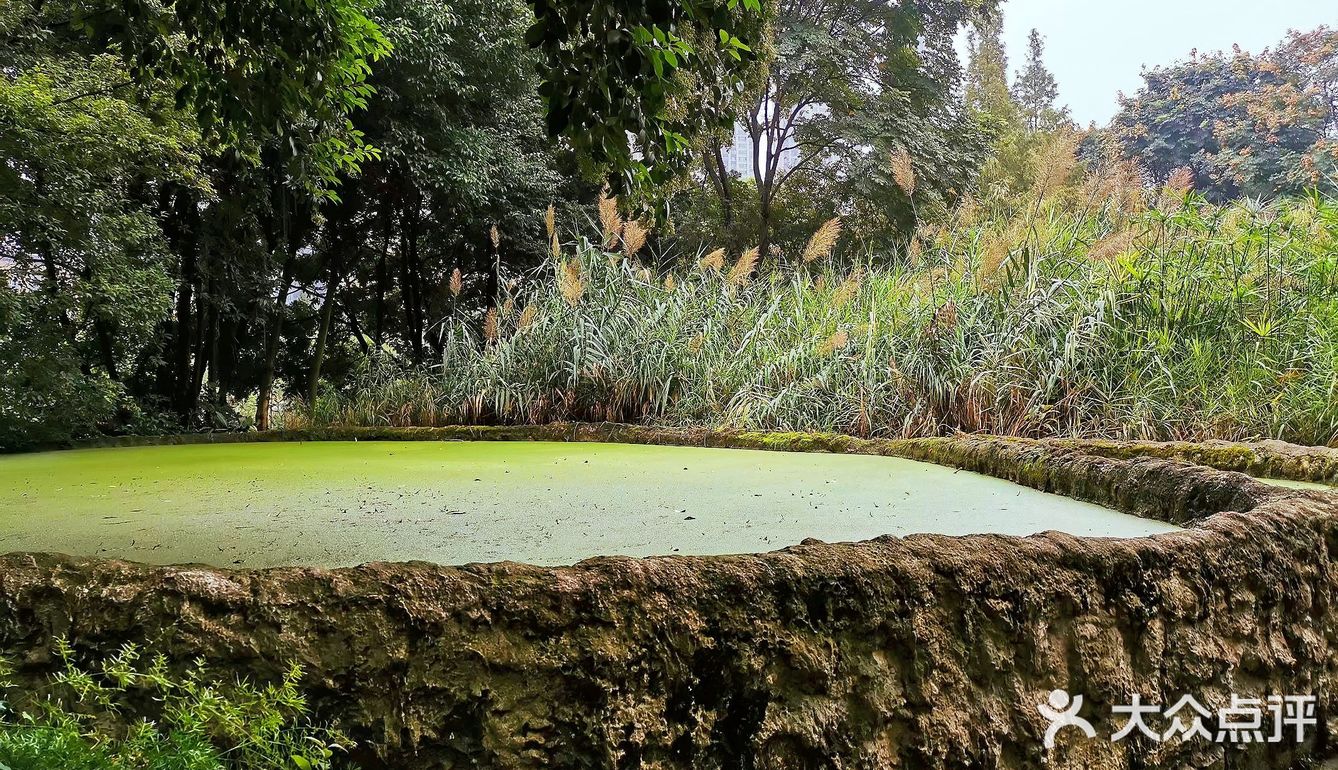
(0, 641), (350, 770)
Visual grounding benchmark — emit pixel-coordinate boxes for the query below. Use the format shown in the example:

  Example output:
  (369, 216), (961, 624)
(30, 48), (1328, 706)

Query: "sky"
(987, 0), (1336, 127)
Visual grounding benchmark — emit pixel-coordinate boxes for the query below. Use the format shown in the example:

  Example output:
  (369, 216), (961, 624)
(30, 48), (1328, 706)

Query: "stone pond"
(0, 440), (1178, 567)
(1, 424), (1336, 769)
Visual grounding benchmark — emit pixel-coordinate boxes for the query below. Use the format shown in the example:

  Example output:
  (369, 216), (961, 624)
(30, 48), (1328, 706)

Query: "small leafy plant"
(0, 640), (351, 770)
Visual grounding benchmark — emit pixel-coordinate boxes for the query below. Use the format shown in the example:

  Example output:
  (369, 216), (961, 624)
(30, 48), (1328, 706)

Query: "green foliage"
(0, 47), (202, 448)
(303, 185), (1338, 446)
(683, 0), (995, 255)
(964, 12), (1016, 122)
(527, 0), (761, 192)
(1, 0), (392, 196)
(964, 16), (1073, 203)
(1012, 29), (1068, 133)
(0, 642), (348, 770)
(1110, 28), (1338, 201)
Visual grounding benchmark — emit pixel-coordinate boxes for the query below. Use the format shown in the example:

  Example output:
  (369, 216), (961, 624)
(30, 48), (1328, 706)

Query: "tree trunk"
(255, 247), (299, 431)
(170, 242), (197, 421)
(704, 142), (735, 227)
(374, 204), (394, 348)
(308, 267), (341, 405)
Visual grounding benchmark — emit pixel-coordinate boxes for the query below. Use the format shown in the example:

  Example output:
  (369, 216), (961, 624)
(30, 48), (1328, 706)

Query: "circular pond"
(0, 440), (1178, 567)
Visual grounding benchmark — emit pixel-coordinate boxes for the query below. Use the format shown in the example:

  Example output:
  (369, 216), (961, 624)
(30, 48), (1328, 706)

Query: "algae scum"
(0, 441), (1179, 567)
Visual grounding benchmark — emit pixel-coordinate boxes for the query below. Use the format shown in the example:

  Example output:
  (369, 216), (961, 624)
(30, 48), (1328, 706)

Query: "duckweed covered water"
(0, 441), (1179, 568)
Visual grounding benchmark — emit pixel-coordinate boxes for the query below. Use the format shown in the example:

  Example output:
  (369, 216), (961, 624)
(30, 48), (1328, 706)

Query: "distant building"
(720, 122), (800, 178)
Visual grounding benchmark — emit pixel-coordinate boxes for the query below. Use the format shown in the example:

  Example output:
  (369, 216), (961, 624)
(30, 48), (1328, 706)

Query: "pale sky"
(989, 0), (1336, 127)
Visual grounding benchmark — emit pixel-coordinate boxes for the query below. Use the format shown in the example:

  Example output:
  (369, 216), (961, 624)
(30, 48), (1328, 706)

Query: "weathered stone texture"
(2, 428), (1337, 769)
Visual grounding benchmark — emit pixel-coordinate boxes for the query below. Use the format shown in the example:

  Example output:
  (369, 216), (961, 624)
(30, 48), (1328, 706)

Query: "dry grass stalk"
(623, 219), (649, 257)
(891, 148), (916, 197)
(550, 231), (561, 258)
(490, 225), (500, 250)
(501, 297), (515, 318)
(1089, 229), (1139, 262)
(664, 274), (677, 292)
(699, 248), (726, 273)
(832, 267), (864, 307)
(544, 204), (556, 241)
(598, 194), (623, 248)
(482, 308), (498, 342)
(449, 268), (463, 297)
(558, 259), (584, 306)
(727, 247), (760, 286)
(517, 303), (538, 330)
(801, 217), (842, 263)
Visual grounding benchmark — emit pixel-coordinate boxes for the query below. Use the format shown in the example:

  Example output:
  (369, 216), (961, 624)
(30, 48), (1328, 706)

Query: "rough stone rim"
(4, 423), (1336, 572)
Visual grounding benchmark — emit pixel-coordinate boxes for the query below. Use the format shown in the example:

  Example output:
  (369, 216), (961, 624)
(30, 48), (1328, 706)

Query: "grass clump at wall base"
(299, 191), (1338, 446)
(0, 641), (349, 770)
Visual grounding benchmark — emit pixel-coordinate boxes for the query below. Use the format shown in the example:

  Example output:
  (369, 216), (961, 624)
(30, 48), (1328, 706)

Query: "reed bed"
(299, 192), (1338, 446)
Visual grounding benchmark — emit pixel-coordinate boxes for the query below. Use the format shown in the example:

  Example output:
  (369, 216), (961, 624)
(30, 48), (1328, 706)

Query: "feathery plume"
(482, 308), (498, 342)
(1089, 229), (1138, 262)
(831, 267), (864, 307)
(727, 247), (760, 286)
(891, 148), (916, 197)
(517, 303), (538, 330)
(1031, 132), (1080, 201)
(598, 193), (623, 248)
(1160, 166), (1195, 208)
(558, 259), (584, 306)
(816, 328), (850, 357)
(801, 217), (842, 263)
(489, 224), (500, 250)
(699, 248), (726, 273)
(449, 268), (463, 297)
(623, 219), (649, 257)
(544, 204), (556, 241)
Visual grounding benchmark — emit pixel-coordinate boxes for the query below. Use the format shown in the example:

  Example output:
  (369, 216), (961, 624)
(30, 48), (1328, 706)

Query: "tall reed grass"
(299, 190), (1338, 446)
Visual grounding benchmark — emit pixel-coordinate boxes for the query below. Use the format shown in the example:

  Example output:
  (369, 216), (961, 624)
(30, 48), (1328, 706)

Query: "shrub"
(0, 641), (350, 770)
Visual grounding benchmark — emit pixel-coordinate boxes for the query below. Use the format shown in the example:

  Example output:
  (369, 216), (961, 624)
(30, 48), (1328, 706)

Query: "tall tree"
(735, 0), (994, 258)
(964, 12), (1015, 120)
(1013, 29), (1065, 132)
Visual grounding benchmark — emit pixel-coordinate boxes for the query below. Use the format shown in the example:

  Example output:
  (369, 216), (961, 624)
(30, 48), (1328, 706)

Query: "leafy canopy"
(527, 0), (761, 193)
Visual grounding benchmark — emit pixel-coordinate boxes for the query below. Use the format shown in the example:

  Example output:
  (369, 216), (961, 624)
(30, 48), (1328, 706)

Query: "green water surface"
(0, 441), (1180, 568)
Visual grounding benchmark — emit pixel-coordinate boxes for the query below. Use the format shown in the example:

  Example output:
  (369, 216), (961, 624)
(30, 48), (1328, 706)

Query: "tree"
(964, 12), (1015, 121)
(1013, 29), (1066, 132)
(0, 48), (206, 443)
(0, 0), (770, 445)
(527, 0), (762, 194)
(1110, 28), (1338, 201)
(727, 0), (994, 259)
(11, 0), (393, 197)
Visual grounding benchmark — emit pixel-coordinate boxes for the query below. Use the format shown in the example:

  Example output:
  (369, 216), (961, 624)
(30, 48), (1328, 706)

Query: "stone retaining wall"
(2, 427), (1337, 769)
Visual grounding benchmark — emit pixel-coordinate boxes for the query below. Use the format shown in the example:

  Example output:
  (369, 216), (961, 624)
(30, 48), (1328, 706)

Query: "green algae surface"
(1259, 477), (1336, 492)
(0, 441), (1179, 568)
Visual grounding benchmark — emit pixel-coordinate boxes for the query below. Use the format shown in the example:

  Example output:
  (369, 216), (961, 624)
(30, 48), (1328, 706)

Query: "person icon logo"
(1039, 689), (1097, 749)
